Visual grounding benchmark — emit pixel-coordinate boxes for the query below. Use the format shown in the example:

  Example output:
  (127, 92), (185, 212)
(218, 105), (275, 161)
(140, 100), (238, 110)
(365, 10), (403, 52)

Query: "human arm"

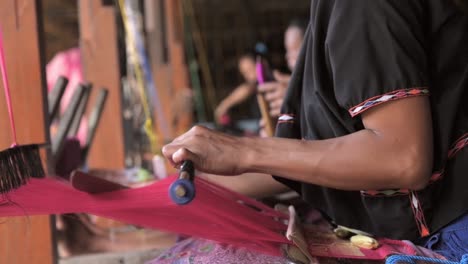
(199, 172), (290, 198)
(215, 83), (256, 123)
(163, 96), (433, 191)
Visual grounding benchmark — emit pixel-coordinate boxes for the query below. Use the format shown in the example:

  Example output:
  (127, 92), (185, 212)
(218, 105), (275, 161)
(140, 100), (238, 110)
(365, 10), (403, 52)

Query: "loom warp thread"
(0, 176), (290, 256)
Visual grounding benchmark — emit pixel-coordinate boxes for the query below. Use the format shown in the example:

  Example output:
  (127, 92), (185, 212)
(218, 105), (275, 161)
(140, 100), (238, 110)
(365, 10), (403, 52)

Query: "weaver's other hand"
(162, 126), (250, 176)
(258, 71), (291, 117)
(214, 103), (229, 124)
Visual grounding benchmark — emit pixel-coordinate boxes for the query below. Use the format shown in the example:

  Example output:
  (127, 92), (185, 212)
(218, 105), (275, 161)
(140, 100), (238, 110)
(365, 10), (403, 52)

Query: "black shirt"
(275, 0), (468, 240)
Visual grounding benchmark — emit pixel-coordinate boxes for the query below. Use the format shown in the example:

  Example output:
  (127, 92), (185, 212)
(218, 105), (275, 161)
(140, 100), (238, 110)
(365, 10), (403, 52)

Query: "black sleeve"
(327, 0), (430, 117)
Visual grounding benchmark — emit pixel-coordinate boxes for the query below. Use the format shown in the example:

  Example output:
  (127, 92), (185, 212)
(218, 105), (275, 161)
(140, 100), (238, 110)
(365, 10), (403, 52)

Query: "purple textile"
(146, 237), (290, 264)
(147, 208), (447, 263)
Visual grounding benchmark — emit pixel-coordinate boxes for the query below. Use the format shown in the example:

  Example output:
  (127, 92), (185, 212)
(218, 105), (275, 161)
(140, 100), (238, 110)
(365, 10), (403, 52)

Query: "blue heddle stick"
(169, 160), (196, 205)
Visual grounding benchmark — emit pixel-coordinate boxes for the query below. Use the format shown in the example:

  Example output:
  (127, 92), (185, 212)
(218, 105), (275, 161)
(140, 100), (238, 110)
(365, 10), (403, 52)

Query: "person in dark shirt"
(214, 53), (259, 124)
(163, 0), (468, 260)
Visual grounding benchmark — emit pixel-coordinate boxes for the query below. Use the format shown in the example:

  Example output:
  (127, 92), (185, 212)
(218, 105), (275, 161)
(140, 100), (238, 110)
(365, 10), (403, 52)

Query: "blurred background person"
(259, 19), (307, 121)
(214, 52), (259, 125)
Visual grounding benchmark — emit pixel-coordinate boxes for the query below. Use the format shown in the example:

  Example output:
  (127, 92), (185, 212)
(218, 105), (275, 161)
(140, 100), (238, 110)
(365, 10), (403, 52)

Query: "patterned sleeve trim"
(448, 133), (468, 158)
(277, 114), (295, 124)
(348, 88), (430, 117)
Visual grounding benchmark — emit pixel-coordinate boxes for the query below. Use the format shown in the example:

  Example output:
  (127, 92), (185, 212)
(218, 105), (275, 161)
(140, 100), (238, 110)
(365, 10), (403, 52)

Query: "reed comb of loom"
(0, 28), (45, 193)
(169, 160), (196, 205)
(0, 144), (46, 193)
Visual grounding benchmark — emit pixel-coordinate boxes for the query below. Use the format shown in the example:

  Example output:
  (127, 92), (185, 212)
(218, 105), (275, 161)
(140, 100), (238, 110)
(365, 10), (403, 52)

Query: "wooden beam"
(166, 0), (192, 136)
(79, 0), (125, 169)
(0, 0), (54, 263)
(145, 0), (192, 143)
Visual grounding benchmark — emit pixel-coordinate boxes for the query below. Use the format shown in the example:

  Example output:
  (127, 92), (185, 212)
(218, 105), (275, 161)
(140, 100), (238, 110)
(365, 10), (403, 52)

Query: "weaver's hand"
(258, 71), (291, 117)
(162, 126), (250, 176)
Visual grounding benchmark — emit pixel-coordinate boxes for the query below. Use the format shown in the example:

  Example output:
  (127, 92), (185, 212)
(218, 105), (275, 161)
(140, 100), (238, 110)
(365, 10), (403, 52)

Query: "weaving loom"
(1, 8), (458, 263)
(0, 31), (433, 264)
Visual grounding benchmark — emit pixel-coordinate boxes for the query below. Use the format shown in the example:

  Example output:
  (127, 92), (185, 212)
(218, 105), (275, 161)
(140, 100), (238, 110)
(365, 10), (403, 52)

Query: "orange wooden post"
(145, 0), (192, 144)
(165, 0), (192, 137)
(0, 0), (55, 263)
(79, 0), (125, 169)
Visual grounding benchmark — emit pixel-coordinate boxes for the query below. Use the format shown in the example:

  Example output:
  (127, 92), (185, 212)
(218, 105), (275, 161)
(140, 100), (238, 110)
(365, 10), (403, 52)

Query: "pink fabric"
(46, 48), (87, 146)
(402, 240), (447, 260)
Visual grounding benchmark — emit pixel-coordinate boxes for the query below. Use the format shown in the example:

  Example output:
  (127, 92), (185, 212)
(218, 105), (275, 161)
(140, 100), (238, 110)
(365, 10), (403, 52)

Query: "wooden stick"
(257, 93), (275, 137)
(48, 76), (68, 121)
(255, 57), (275, 137)
(51, 84), (86, 157)
(81, 88), (108, 164)
(70, 170), (127, 194)
(68, 83), (92, 137)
